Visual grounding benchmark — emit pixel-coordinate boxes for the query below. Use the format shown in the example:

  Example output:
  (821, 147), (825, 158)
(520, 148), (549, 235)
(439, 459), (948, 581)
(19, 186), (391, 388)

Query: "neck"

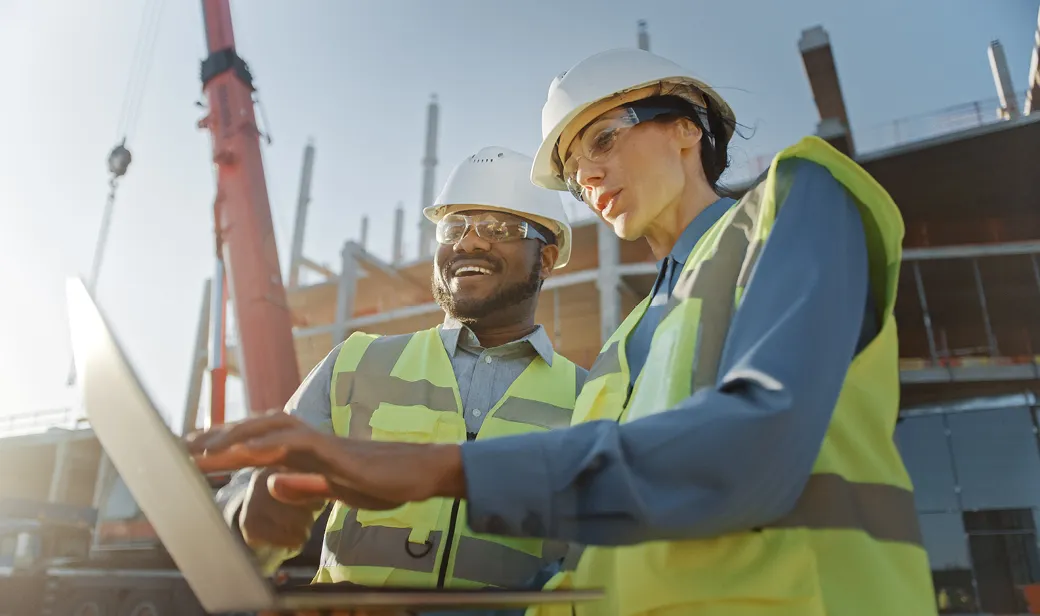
(643, 178), (720, 260)
(468, 312), (538, 348)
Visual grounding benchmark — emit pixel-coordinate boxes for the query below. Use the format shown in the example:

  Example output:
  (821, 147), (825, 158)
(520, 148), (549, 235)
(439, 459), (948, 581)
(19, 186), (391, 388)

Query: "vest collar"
(669, 196), (737, 266)
(439, 317), (555, 366)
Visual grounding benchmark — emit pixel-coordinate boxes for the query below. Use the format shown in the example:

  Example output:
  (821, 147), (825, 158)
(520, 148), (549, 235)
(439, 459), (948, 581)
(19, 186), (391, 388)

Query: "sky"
(0, 0), (1037, 429)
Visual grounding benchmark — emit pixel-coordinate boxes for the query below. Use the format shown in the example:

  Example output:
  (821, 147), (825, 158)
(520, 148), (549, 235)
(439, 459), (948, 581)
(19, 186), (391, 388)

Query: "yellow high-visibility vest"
(530, 136), (936, 616)
(316, 327), (581, 590)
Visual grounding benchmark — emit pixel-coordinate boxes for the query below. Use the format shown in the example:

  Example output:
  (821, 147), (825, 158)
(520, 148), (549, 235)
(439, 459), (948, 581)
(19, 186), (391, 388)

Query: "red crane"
(196, 0), (300, 422)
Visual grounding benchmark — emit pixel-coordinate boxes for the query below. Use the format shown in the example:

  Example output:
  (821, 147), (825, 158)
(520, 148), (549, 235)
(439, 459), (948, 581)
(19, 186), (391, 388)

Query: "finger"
(269, 472), (398, 511)
(268, 472), (332, 505)
(193, 442), (289, 473)
(325, 482), (404, 511)
(183, 410), (284, 452)
(186, 412), (299, 454)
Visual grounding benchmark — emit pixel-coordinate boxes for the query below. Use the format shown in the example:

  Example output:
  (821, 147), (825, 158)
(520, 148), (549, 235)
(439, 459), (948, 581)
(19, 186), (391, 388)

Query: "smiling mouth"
(452, 265), (495, 278)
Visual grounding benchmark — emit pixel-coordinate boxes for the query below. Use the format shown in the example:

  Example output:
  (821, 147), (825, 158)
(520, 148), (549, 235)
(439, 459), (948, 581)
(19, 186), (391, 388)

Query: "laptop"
(65, 277), (601, 613)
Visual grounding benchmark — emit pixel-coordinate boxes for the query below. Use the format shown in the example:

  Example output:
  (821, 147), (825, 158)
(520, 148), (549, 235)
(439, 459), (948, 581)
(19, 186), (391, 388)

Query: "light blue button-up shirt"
(461, 159), (879, 546)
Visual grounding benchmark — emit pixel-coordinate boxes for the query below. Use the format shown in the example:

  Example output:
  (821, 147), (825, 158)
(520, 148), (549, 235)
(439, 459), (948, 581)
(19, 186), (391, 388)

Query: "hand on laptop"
(185, 412), (467, 510)
(239, 467), (326, 549)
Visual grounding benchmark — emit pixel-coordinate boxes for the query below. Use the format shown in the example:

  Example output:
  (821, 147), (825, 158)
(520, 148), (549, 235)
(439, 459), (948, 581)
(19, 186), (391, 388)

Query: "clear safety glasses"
(435, 212), (550, 246)
(560, 102), (709, 203)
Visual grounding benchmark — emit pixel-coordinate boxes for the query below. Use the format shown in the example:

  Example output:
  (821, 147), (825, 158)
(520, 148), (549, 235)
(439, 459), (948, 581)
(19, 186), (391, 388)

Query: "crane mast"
(197, 0), (300, 419)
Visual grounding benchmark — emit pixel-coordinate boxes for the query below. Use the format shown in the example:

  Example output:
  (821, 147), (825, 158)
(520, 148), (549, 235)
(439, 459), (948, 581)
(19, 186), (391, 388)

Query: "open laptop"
(65, 277), (601, 613)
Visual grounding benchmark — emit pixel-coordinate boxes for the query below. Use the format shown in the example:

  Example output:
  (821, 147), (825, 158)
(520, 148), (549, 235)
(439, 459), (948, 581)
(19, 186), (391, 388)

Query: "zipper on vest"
(437, 497), (462, 588)
(437, 431), (476, 588)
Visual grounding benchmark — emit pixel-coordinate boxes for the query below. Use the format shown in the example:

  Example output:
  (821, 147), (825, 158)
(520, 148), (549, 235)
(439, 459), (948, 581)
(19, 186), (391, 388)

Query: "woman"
(188, 48), (937, 616)
(520, 47), (936, 616)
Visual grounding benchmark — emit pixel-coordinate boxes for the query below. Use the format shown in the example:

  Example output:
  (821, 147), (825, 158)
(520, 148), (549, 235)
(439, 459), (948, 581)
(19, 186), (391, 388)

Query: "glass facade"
(896, 404), (1040, 614)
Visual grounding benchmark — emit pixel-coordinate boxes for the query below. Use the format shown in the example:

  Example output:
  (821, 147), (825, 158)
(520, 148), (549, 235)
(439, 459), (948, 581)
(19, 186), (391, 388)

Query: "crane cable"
(69, 0), (166, 386)
(86, 0), (167, 295)
(115, 0), (167, 145)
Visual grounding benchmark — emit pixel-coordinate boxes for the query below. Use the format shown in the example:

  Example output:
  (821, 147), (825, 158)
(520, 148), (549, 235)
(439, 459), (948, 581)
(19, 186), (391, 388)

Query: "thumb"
(267, 472), (332, 506)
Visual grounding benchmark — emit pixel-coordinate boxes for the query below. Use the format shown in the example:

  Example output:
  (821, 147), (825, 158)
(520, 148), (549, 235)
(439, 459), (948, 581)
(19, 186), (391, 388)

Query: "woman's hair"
(632, 84), (744, 198)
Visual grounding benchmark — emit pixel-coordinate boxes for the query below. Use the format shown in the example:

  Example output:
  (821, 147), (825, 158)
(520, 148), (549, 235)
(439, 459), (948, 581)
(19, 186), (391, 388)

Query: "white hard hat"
(531, 48), (736, 191)
(424, 146), (574, 269)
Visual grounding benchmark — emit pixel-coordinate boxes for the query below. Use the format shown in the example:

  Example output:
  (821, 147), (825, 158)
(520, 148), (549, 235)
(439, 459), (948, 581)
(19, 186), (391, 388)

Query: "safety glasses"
(561, 102), (708, 203)
(435, 212), (550, 246)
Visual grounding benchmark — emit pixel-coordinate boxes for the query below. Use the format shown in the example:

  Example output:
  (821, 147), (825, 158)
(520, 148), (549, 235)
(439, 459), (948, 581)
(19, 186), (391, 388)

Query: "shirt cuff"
(461, 431), (556, 538)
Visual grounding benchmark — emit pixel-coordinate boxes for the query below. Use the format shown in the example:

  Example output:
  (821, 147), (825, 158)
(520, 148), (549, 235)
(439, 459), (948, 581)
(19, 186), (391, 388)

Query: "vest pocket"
(355, 404), (462, 543)
(368, 403), (465, 444)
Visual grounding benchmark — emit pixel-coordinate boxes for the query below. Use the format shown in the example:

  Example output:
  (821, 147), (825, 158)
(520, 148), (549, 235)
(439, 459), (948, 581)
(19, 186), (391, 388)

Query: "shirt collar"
(669, 196), (737, 265)
(439, 316), (556, 366)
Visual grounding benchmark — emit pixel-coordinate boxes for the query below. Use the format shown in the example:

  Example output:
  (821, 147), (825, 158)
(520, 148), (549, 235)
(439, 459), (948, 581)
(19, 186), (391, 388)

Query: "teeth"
(455, 266), (492, 275)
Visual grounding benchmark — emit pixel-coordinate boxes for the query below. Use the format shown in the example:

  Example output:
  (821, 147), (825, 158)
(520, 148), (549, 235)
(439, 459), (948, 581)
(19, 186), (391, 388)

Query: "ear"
(674, 117), (703, 149)
(539, 243), (560, 279)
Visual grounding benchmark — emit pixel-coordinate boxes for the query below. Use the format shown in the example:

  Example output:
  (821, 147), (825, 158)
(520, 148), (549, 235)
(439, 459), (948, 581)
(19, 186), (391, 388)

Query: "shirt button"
(472, 409), (482, 417)
(484, 356), (493, 364)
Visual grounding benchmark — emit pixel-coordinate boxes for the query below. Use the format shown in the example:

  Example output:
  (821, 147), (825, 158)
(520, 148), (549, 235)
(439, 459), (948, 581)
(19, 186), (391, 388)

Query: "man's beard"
(432, 260), (542, 324)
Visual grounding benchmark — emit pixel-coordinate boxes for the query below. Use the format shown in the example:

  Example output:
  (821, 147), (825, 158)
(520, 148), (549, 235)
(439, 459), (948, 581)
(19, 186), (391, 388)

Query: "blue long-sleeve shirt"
(460, 159), (877, 545)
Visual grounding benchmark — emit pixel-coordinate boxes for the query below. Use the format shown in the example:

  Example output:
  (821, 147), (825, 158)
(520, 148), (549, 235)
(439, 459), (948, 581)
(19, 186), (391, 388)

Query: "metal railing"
(0, 408), (88, 439)
(856, 91), (1029, 155)
(559, 91), (1033, 210)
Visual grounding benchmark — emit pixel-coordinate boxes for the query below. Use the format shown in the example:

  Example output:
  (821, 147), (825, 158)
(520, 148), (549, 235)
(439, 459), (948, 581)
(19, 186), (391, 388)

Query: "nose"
(574, 158), (605, 196)
(453, 226), (491, 254)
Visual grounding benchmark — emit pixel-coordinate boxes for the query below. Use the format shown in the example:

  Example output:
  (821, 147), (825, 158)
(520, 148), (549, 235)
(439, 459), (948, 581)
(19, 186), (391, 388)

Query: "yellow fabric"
(318, 327), (580, 589)
(528, 136), (936, 616)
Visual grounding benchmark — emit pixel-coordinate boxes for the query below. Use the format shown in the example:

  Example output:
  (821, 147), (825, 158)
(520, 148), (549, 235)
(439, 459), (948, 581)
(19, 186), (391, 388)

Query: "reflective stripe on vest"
(324, 508), (555, 588)
(559, 137), (935, 616)
(319, 327), (580, 589)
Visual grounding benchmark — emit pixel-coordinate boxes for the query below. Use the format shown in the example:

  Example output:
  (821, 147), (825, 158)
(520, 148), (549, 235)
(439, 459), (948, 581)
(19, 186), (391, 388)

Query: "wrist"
(430, 444), (466, 499)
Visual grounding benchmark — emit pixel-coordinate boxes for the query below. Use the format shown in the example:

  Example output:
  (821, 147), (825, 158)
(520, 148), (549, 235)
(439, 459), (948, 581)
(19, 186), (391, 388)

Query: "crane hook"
(107, 140), (133, 178)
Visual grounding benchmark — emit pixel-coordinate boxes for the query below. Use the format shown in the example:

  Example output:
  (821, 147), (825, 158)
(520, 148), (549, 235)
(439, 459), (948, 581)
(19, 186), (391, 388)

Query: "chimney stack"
(637, 20), (650, 51)
(1026, 7), (1040, 115)
(418, 94), (439, 259)
(989, 40), (1020, 120)
(798, 26), (855, 156)
(360, 215), (369, 251)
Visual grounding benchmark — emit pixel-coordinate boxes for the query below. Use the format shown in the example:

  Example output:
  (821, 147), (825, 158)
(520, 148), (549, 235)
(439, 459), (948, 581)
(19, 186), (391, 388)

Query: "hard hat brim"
(422, 203), (572, 270)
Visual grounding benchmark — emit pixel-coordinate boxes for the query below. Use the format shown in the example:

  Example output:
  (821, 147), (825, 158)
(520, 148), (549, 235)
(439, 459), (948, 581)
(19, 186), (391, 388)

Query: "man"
(212, 145), (587, 613)
(190, 49), (933, 616)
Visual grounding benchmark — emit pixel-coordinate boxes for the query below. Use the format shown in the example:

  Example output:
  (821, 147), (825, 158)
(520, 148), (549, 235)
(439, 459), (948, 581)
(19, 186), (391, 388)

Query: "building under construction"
(2, 13), (1040, 616)
(203, 22), (1040, 615)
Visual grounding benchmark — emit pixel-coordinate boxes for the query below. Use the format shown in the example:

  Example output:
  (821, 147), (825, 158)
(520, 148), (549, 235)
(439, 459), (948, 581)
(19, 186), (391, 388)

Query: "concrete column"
(393, 203), (405, 266)
(419, 95), (440, 259)
(597, 223), (621, 345)
(47, 441), (70, 503)
(182, 278), (212, 435)
(334, 242), (360, 345)
(988, 40), (1020, 120)
(637, 20), (650, 51)
(92, 453), (115, 510)
(1026, 7), (1040, 115)
(289, 140), (316, 288)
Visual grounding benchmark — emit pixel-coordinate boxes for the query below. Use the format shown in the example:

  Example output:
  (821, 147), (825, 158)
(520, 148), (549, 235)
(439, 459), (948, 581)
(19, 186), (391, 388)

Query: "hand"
(185, 412), (467, 510)
(238, 468), (325, 550)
